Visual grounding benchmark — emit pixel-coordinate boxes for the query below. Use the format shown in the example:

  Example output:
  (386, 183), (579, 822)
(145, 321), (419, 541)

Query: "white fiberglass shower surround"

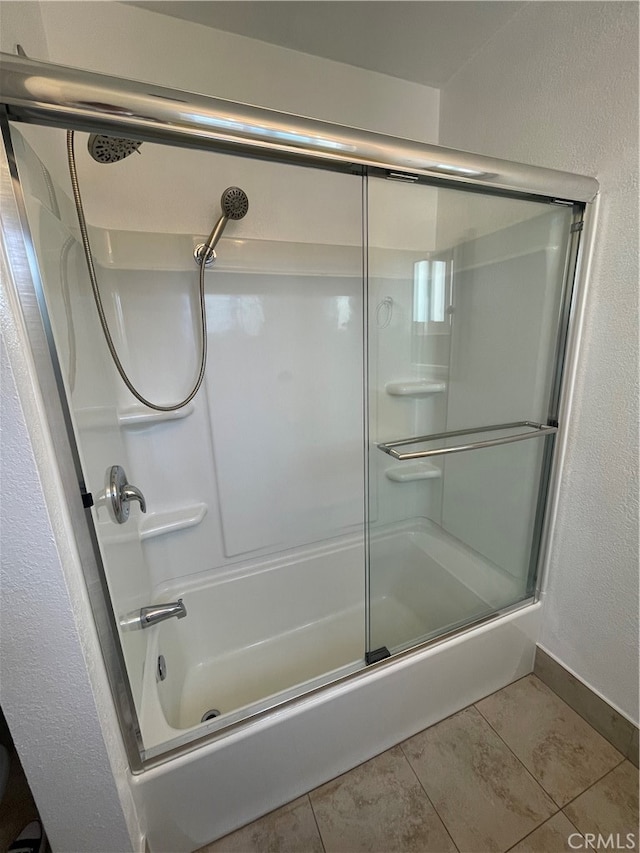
(1, 53), (598, 852)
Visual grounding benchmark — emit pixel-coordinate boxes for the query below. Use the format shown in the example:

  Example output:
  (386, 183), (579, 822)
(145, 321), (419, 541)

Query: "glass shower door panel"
(11, 124), (366, 753)
(371, 426), (551, 653)
(367, 177), (574, 657)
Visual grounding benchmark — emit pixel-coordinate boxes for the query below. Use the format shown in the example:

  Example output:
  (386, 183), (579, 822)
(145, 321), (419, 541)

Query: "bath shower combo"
(0, 51), (598, 852)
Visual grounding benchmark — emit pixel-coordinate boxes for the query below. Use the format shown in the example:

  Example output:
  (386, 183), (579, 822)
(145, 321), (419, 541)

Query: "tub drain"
(201, 709), (221, 722)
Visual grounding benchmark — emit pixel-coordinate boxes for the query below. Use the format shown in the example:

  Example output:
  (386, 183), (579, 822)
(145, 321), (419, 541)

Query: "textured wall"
(440, 1), (639, 723)
(0, 257), (140, 849)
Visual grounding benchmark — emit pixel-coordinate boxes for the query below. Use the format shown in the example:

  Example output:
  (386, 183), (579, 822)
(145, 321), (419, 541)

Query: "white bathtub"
(139, 534), (366, 747)
(138, 520), (523, 750)
(133, 522), (536, 851)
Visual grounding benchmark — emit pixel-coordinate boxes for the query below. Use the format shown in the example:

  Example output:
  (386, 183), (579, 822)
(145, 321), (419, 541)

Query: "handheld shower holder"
(194, 244), (216, 266)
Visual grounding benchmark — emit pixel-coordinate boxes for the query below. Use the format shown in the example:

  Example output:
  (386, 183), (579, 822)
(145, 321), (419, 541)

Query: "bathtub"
(132, 521), (538, 852)
(139, 534), (366, 747)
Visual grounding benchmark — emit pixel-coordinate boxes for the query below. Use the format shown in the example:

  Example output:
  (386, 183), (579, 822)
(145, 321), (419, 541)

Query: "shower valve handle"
(106, 465), (147, 524)
(121, 484), (147, 514)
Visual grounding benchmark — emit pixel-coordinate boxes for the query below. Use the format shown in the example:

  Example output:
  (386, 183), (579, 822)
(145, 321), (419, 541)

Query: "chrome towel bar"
(377, 421), (557, 460)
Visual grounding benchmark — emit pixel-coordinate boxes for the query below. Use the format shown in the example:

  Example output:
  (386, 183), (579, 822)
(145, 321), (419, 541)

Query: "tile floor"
(201, 676), (639, 853)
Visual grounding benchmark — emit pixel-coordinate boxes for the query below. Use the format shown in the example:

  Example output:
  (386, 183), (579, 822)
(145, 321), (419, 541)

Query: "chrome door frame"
(0, 52), (598, 203)
(533, 194), (600, 597)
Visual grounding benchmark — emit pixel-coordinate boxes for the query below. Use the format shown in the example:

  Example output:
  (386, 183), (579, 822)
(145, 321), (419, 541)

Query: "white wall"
(0, 0), (48, 58)
(38, 1), (439, 143)
(440, 1), (639, 724)
(0, 1), (437, 143)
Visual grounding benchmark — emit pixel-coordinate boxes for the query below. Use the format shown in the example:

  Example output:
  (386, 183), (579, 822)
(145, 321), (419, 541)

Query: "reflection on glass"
(413, 259), (447, 324)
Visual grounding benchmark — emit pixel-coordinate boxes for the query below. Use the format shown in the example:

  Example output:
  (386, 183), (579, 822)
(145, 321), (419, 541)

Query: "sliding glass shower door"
(8, 112), (582, 759)
(366, 177), (577, 658)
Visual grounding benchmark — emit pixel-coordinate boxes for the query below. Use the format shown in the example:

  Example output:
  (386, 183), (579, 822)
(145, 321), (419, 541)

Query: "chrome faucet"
(139, 598), (187, 629)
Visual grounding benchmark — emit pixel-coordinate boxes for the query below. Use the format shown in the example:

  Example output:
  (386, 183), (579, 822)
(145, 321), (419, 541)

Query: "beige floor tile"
(402, 706), (556, 853)
(198, 796), (324, 853)
(564, 761), (639, 846)
(507, 812), (579, 852)
(309, 745), (456, 853)
(476, 676), (623, 806)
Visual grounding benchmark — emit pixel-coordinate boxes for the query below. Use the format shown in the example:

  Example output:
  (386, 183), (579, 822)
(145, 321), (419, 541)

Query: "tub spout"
(139, 598), (187, 629)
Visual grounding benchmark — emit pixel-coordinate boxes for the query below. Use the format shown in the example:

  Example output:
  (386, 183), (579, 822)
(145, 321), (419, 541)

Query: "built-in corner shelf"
(118, 404), (194, 427)
(385, 380), (446, 397)
(139, 502), (208, 541)
(385, 462), (441, 483)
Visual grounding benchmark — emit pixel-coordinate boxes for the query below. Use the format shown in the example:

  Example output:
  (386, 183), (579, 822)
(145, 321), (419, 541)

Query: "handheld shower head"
(196, 187), (249, 265)
(220, 186), (249, 220)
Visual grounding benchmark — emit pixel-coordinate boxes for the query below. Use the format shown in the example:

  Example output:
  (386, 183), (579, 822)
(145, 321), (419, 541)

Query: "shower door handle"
(378, 421), (557, 460)
(106, 465), (147, 524)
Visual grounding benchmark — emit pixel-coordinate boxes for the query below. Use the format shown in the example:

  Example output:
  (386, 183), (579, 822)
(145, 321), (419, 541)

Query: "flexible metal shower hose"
(66, 130), (208, 411)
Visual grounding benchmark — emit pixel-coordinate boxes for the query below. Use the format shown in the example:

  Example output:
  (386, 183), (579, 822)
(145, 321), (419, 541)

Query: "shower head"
(87, 134), (143, 163)
(195, 187), (249, 265)
(220, 186), (249, 220)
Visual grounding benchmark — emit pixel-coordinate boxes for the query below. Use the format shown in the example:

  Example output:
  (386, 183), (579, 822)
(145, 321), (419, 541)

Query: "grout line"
(307, 792), (327, 853)
(270, 676), (630, 853)
(475, 697), (629, 811)
(502, 808), (584, 852)
(561, 810), (587, 839)
(559, 757), (629, 818)
(503, 808), (562, 853)
(506, 761), (624, 853)
(398, 741), (461, 853)
(473, 702), (564, 809)
(298, 685), (629, 853)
